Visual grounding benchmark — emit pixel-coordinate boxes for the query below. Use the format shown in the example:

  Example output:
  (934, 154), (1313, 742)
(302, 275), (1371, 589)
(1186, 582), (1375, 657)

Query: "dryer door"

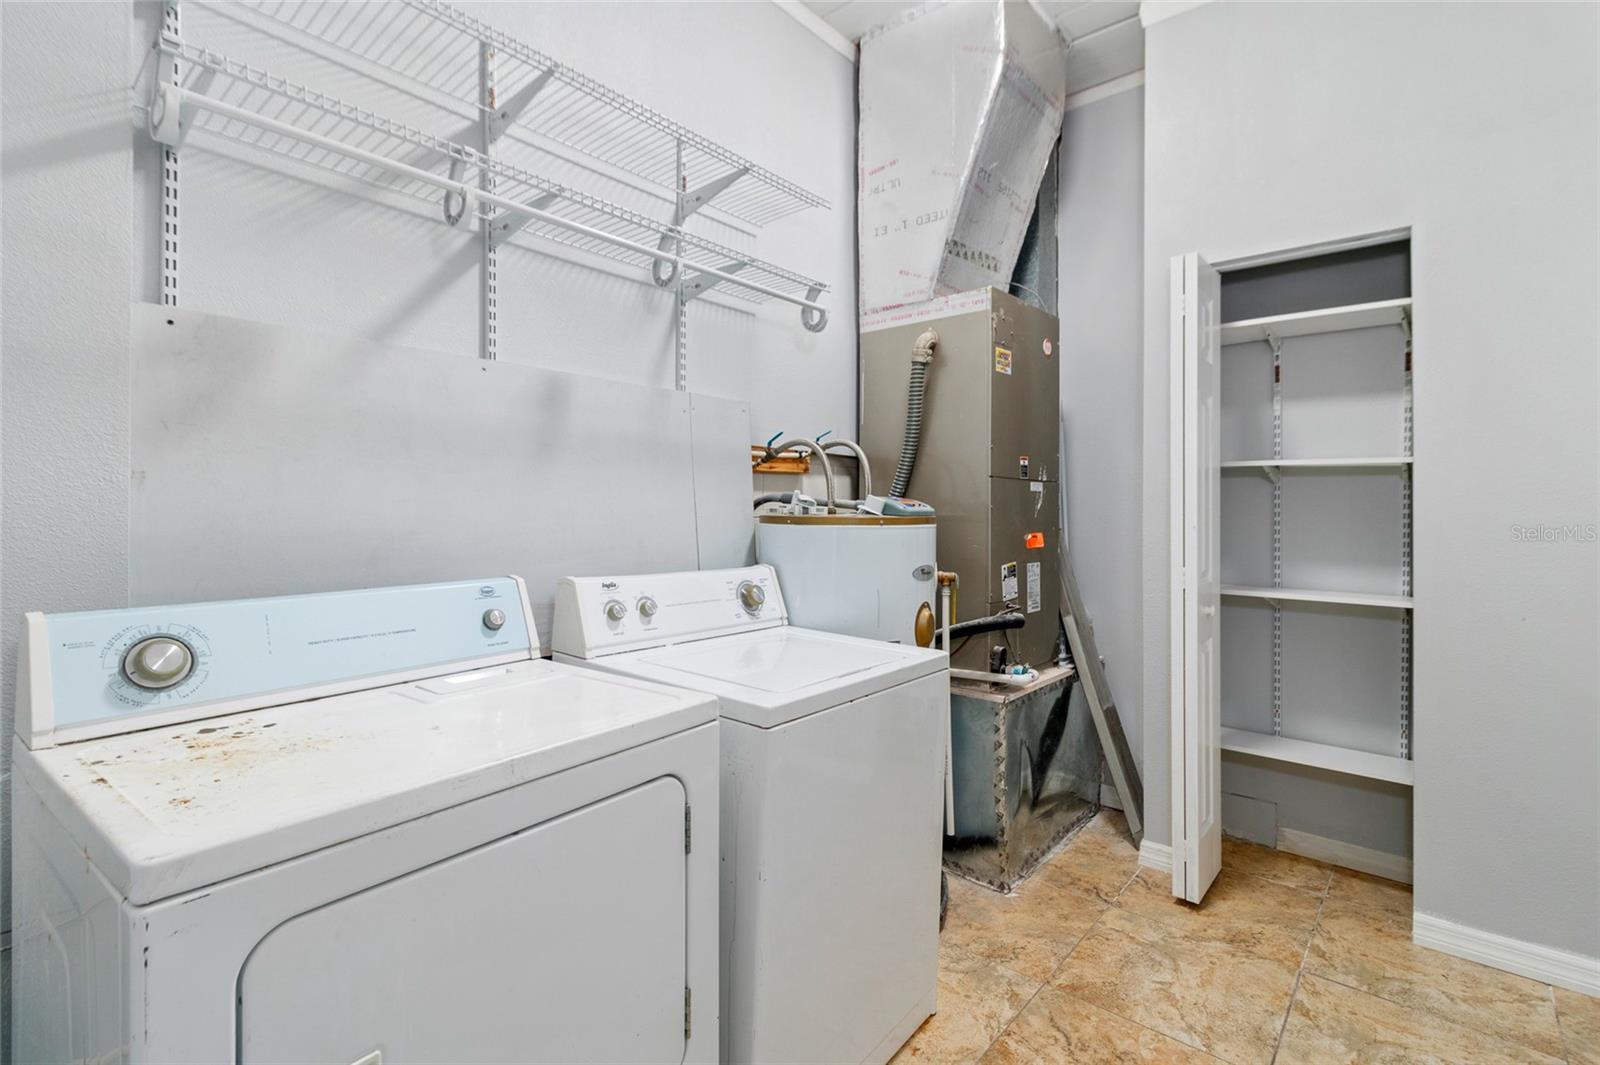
(238, 777), (688, 1064)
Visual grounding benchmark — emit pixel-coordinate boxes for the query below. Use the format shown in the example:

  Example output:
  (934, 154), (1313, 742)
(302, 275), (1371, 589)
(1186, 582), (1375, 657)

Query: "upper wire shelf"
(147, 40), (829, 324)
(230, 0), (829, 227)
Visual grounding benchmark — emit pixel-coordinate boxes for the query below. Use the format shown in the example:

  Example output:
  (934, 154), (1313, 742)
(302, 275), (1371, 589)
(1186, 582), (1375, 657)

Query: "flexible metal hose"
(890, 330), (938, 499)
(821, 438), (872, 500)
(766, 438), (836, 512)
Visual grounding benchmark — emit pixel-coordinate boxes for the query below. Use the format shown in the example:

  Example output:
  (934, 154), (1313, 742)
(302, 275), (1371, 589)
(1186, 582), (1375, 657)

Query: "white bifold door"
(1169, 252), (1223, 904)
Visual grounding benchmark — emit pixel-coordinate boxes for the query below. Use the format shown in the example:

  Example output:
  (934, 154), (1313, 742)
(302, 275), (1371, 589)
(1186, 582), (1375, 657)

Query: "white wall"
(1, 7), (138, 1031)
(1141, 1), (1599, 962)
(0, 0), (857, 1033)
(1058, 83), (1146, 769)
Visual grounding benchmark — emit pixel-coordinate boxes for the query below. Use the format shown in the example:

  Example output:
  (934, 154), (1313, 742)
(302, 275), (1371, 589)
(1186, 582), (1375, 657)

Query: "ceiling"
(799, 1), (1143, 97)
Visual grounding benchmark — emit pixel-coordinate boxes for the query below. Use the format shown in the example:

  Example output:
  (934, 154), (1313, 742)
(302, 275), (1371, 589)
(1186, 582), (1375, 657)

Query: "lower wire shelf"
(1221, 727), (1414, 786)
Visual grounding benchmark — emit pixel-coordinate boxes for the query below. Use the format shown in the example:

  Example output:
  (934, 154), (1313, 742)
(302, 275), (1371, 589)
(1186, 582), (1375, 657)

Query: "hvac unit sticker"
(1027, 562), (1042, 613)
(994, 346), (1012, 375)
(1001, 561), (1018, 601)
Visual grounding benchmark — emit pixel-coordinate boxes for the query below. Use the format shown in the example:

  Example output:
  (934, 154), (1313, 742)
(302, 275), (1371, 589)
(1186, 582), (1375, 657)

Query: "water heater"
(756, 513), (938, 646)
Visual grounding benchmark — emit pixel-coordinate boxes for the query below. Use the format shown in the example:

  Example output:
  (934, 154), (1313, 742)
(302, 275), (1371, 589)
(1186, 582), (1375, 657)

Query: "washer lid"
(16, 661), (715, 905)
(600, 628), (947, 728)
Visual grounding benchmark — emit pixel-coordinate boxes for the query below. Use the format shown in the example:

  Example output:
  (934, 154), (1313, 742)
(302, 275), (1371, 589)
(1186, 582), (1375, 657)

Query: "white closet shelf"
(231, 0), (828, 227)
(1221, 457), (1412, 470)
(145, 41), (829, 323)
(1222, 586), (1413, 610)
(1222, 727), (1413, 786)
(1221, 297), (1411, 346)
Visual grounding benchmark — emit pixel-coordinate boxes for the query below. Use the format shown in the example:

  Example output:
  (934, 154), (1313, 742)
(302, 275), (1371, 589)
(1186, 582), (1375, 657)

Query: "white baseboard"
(1138, 839), (1172, 874)
(1413, 913), (1600, 997)
(1277, 827), (1412, 884)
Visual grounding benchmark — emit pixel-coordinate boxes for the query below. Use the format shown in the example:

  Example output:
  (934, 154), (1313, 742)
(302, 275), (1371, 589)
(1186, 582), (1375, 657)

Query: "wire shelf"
(153, 41), (829, 317)
(229, 0), (829, 227)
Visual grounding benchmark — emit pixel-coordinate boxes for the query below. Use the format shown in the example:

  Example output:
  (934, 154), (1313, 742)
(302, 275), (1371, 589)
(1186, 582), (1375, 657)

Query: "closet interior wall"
(1216, 243), (1414, 866)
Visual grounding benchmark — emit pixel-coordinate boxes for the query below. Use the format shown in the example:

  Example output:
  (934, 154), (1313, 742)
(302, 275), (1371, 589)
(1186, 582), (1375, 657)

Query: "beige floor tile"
(1222, 836), (1334, 894)
(1033, 817), (1143, 905)
(1113, 867), (1321, 967)
(1307, 891), (1565, 1057)
(1555, 986), (1600, 1065)
(891, 941), (1042, 1065)
(1324, 868), (1412, 916)
(940, 872), (1107, 982)
(1276, 973), (1565, 1064)
(1052, 907), (1300, 1065)
(979, 985), (1223, 1064)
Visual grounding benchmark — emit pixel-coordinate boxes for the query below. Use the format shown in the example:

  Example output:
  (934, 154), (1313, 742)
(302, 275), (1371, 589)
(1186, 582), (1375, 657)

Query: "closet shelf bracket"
(485, 68), (554, 145)
(681, 261), (749, 302)
(486, 191), (562, 250)
(682, 167), (751, 220)
(652, 166), (753, 290)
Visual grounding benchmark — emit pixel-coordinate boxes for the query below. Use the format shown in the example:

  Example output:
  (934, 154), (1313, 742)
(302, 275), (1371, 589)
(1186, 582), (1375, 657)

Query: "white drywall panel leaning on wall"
(1141, 2), (1599, 977)
(129, 306), (751, 638)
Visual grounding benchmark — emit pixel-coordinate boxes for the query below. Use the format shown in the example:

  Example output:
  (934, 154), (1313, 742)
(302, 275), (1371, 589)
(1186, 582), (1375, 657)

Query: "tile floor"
(894, 811), (1600, 1064)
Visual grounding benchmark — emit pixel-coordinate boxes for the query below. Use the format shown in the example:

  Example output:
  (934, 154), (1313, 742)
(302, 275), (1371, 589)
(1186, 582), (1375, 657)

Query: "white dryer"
(12, 577), (719, 1065)
(552, 564), (948, 1065)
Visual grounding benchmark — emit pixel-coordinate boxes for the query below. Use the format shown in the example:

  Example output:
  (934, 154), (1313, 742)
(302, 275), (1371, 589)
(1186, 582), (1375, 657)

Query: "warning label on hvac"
(1027, 562), (1041, 614)
(1001, 561), (1018, 602)
(994, 346), (1012, 375)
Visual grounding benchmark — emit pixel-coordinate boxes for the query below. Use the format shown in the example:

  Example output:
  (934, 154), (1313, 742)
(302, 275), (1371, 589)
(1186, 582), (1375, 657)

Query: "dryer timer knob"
(738, 581), (766, 614)
(604, 599), (628, 623)
(122, 635), (194, 690)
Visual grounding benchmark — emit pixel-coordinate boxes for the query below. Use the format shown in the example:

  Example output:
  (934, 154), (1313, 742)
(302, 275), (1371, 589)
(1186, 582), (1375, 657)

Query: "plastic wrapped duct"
(858, 1), (1067, 315)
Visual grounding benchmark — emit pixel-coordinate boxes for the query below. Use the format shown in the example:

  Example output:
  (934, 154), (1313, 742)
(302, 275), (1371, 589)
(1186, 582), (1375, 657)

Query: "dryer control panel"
(18, 577), (536, 749)
(552, 565), (787, 658)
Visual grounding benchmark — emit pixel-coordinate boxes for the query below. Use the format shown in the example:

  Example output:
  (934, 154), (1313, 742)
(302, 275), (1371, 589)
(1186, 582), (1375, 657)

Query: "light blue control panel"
(41, 578), (533, 731)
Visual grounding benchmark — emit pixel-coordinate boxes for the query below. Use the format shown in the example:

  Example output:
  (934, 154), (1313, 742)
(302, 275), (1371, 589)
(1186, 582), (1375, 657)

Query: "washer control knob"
(604, 599), (628, 623)
(737, 581), (766, 615)
(482, 608), (506, 631)
(122, 636), (194, 690)
(638, 597), (659, 619)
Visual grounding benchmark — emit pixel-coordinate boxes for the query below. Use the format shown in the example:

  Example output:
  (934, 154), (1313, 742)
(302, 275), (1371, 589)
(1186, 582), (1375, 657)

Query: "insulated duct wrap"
(858, 1), (1067, 315)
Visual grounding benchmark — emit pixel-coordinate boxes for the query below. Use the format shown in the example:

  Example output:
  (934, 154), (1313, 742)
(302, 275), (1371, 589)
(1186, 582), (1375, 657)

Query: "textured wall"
(1, 7), (137, 1035)
(0, 2), (859, 1042)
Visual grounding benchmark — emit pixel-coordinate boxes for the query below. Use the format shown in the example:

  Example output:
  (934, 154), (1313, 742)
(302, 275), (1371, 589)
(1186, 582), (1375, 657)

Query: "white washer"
(552, 564), (947, 1065)
(12, 577), (719, 1065)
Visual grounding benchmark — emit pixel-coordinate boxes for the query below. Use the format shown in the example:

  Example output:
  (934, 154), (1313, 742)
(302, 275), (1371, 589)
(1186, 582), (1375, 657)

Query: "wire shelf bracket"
(231, 0), (829, 228)
(142, 36), (831, 333)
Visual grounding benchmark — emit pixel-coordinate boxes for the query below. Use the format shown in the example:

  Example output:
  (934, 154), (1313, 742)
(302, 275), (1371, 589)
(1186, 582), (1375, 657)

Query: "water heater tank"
(756, 513), (938, 646)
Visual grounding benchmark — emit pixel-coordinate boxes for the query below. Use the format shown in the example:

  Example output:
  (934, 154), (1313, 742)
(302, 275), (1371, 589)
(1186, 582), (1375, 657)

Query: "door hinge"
(684, 804), (692, 853)
(684, 986), (692, 1040)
